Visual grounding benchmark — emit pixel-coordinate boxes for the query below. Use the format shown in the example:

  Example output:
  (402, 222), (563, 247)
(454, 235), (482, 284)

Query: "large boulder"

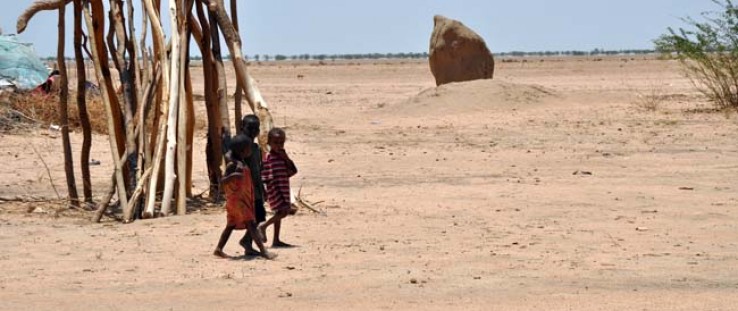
(429, 15), (495, 86)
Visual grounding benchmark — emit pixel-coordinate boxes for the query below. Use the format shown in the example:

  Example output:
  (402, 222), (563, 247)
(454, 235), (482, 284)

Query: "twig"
(7, 108), (39, 122)
(292, 185), (325, 215)
(30, 143), (62, 201)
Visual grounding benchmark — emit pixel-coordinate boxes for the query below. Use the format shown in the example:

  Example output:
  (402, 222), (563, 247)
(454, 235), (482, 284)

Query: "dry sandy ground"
(1, 57), (738, 310)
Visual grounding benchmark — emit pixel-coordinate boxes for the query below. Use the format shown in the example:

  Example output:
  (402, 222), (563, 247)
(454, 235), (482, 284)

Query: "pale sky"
(0, 0), (718, 57)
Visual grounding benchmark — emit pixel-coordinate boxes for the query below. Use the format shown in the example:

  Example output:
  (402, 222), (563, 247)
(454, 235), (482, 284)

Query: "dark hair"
(49, 70), (60, 77)
(228, 134), (251, 156)
(268, 127), (285, 142)
(242, 114), (260, 136)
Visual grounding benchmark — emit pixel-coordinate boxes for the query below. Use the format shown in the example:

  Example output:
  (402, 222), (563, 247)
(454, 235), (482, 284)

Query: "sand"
(1, 56), (737, 310)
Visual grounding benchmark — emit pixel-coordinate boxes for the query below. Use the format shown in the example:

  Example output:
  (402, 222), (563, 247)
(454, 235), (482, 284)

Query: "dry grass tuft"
(4, 91), (108, 134)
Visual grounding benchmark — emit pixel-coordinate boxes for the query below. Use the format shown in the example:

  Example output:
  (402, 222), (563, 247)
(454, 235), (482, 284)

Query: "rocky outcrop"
(429, 15), (495, 86)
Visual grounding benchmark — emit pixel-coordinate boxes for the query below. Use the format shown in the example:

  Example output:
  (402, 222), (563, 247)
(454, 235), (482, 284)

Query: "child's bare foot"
(213, 249), (229, 258)
(244, 248), (261, 256)
(238, 239), (259, 256)
(261, 251), (277, 260)
(272, 241), (294, 248)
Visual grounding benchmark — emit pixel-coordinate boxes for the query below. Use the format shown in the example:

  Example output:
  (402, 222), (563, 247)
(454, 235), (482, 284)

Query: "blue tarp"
(0, 35), (48, 91)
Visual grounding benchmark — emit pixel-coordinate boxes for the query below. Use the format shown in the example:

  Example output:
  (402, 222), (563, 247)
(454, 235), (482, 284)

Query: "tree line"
(44, 49), (660, 62)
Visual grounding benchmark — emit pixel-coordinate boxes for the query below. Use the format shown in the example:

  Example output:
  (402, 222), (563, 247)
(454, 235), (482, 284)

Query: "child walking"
(238, 115), (267, 251)
(214, 134), (275, 260)
(258, 127), (298, 248)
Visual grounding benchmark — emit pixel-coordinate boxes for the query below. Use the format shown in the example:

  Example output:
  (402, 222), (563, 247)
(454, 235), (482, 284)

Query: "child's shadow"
(230, 253), (262, 261)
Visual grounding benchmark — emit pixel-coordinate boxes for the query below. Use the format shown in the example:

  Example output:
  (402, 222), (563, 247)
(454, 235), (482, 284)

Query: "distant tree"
(655, 0), (738, 110)
(254, 54), (260, 62)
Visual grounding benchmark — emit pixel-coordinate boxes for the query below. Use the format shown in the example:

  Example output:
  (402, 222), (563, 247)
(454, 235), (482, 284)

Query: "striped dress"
(261, 151), (297, 212)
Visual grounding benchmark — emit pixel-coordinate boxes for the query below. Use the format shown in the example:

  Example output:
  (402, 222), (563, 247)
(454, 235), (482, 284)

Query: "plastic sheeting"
(0, 35), (48, 91)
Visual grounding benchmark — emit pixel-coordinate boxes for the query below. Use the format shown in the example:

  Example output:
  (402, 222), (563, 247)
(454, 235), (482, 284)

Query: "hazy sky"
(0, 0), (718, 57)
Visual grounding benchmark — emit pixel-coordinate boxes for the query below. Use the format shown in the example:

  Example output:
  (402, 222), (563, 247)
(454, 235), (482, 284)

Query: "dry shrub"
(632, 84), (667, 111)
(6, 91), (108, 134)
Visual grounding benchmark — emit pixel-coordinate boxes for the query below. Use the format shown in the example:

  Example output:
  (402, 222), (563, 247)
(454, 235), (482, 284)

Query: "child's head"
(241, 114), (260, 139)
(267, 127), (286, 152)
(229, 134), (252, 160)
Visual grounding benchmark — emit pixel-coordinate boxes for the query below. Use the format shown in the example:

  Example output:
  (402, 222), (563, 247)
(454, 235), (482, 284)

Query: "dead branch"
(16, 0), (73, 34)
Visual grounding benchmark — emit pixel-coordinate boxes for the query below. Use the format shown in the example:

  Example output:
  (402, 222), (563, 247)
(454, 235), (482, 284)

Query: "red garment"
(223, 166), (255, 229)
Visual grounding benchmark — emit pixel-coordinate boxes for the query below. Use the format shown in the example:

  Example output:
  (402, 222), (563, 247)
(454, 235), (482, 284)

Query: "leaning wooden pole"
(207, 0), (274, 147)
(143, 0), (171, 218)
(91, 0), (128, 179)
(108, 0), (138, 196)
(58, 0), (80, 207)
(82, 0), (129, 212)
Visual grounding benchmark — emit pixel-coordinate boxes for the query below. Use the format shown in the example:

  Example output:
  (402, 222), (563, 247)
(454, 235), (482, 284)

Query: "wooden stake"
(82, 0), (129, 215)
(159, 0), (183, 216)
(57, 0), (80, 207)
(230, 0), (242, 133)
(73, 0), (93, 204)
(143, 0), (171, 218)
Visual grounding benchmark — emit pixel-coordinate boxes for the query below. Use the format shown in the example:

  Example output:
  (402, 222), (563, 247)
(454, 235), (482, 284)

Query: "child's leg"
(239, 234), (260, 256)
(214, 225), (236, 258)
(258, 210), (287, 243)
(272, 211), (293, 247)
(257, 212), (284, 242)
(248, 221), (276, 260)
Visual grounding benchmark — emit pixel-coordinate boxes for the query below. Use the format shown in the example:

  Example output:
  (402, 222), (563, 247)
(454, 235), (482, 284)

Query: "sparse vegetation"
(655, 0), (738, 111)
(3, 92), (107, 134)
(628, 80), (669, 112)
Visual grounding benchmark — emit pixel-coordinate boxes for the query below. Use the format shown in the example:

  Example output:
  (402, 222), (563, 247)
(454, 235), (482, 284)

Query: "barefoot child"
(238, 115), (267, 251)
(258, 128), (298, 248)
(214, 134), (275, 259)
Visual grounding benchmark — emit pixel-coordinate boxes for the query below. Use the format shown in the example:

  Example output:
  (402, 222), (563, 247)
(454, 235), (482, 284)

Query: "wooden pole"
(108, 0), (139, 199)
(159, 0), (183, 216)
(175, 0), (193, 215)
(143, 0), (171, 218)
(73, 0), (93, 204)
(183, 0), (195, 200)
(206, 0), (274, 148)
(195, 0), (223, 201)
(230, 0), (243, 133)
(82, 0), (129, 214)
(208, 6), (230, 137)
(58, 0), (80, 208)
(91, 0), (128, 178)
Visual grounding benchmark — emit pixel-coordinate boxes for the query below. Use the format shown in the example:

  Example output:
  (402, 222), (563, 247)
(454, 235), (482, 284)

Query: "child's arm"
(278, 149), (298, 177)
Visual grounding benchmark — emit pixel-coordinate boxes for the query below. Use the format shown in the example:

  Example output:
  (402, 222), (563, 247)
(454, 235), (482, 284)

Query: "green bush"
(655, 0), (738, 110)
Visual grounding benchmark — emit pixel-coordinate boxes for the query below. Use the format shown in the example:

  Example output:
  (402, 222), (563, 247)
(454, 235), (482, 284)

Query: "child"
(238, 115), (267, 251)
(258, 127), (298, 247)
(213, 134), (275, 260)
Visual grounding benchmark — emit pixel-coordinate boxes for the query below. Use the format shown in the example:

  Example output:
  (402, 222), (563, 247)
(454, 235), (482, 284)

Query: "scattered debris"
(573, 170), (593, 176)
